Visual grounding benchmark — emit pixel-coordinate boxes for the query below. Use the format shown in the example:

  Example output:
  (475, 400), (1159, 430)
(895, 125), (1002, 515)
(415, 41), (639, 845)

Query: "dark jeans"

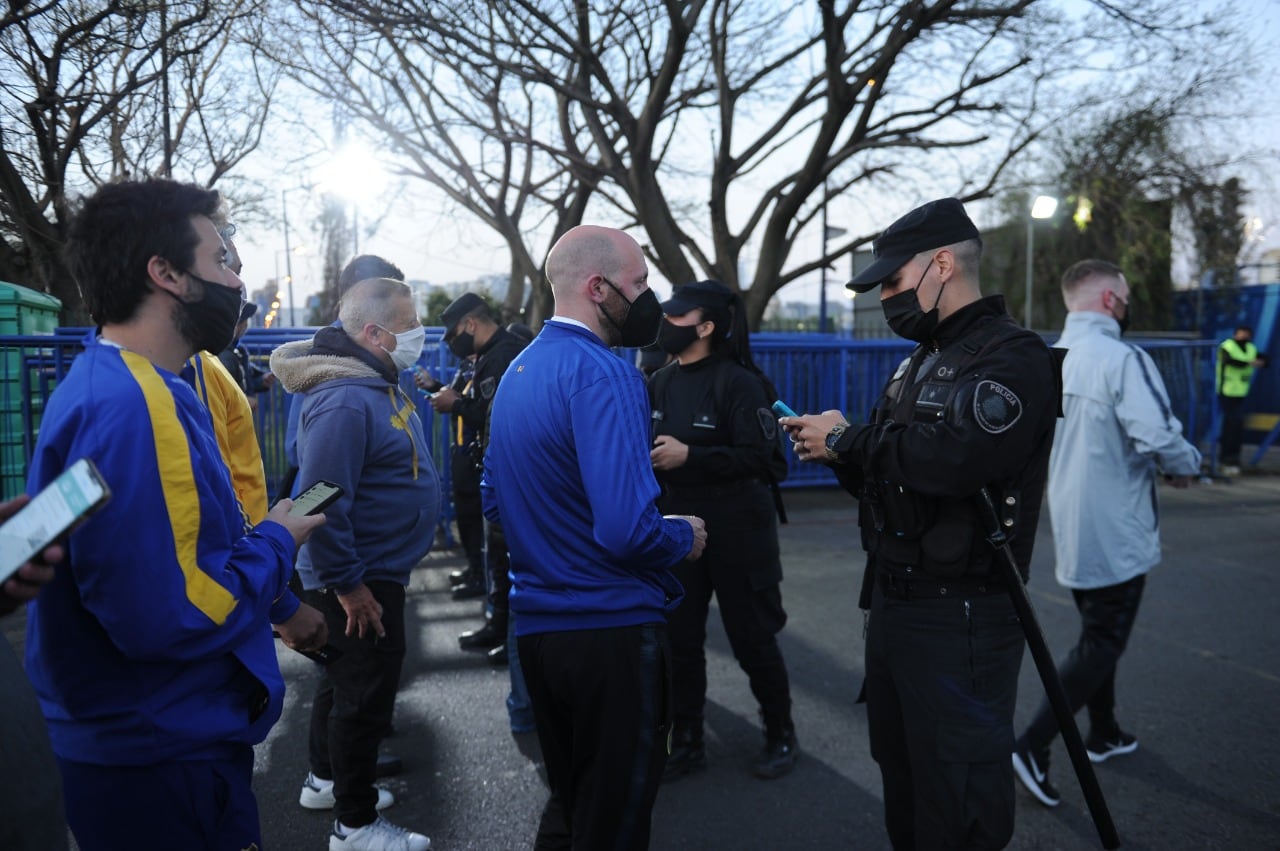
(866, 586), (1024, 851)
(453, 451), (484, 575)
(1219, 394), (1246, 465)
(306, 580), (407, 828)
(519, 623), (671, 851)
(1022, 574), (1146, 753)
(667, 554), (791, 736)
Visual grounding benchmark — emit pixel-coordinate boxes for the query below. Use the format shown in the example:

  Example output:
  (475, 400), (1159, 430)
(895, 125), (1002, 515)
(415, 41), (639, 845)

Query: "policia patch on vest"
(756, 407), (779, 440)
(478, 376), (498, 400)
(973, 380), (1022, 433)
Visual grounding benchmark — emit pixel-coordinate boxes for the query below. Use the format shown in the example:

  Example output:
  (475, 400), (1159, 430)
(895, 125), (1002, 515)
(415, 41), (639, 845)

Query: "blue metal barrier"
(1, 329), (1220, 503)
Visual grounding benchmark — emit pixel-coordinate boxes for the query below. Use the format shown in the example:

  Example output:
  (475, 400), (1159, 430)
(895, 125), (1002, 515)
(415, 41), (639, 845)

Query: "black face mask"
(448, 326), (476, 359)
(1113, 298), (1131, 334)
(656, 320), (700, 356)
(600, 278), (663, 348)
(881, 258), (944, 343)
(170, 272), (244, 354)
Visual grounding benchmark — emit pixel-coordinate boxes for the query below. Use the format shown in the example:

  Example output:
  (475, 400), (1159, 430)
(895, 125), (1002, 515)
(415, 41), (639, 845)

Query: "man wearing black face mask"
(781, 197), (1061, 850)
(1010, 259), (1199, 810)
(482, 224), (706, 850)
(24, 179), (326, 850)
(431, 293), (528, 659)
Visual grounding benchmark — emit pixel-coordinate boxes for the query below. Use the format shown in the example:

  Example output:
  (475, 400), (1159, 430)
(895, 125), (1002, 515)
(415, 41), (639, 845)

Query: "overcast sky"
(234, 1), (1280, 323)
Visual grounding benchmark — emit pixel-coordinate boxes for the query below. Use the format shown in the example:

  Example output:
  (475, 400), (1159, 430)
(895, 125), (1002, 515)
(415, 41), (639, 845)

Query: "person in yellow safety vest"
(1216, 325), (1269, 474)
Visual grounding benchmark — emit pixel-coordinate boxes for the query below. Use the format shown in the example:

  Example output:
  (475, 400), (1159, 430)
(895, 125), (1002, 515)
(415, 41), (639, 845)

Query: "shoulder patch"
(973, 380), (1022, 434)
(478, 376), (498, 400)
(756, 407), (778, 440)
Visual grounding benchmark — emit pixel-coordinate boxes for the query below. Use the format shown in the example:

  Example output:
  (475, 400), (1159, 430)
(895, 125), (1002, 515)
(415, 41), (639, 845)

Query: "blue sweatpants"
(58, 745), (261, 851)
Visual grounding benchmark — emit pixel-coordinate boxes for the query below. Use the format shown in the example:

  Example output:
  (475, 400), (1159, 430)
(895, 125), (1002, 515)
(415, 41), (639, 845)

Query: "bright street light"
(315, 142), (388, 256)
(1024, 194), (1059, 329)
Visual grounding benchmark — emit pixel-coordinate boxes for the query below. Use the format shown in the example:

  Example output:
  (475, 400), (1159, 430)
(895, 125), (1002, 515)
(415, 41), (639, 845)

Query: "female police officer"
(647, 280), (797, 781)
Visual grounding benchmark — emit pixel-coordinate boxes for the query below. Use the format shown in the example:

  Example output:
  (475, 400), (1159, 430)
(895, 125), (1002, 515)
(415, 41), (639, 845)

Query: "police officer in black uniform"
(648, 280), (798, 781)
(426, 293), (527, 659)
(783, 198), (1060, 850)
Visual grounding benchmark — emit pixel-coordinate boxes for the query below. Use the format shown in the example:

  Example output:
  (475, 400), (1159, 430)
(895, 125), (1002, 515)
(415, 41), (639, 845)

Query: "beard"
(172, 280), (205, 352)
(596, 285), (626, 348)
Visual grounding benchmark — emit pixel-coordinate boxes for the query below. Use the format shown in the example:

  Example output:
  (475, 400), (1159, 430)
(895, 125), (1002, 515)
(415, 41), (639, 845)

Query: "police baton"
(977, 487), (1121, 850)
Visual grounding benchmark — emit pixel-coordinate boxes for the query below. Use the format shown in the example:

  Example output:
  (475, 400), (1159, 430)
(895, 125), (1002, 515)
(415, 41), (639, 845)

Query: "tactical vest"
(859, 315), (1043, 580)
(648, 357), (789, 523)
(1216, 338), (1258, 398)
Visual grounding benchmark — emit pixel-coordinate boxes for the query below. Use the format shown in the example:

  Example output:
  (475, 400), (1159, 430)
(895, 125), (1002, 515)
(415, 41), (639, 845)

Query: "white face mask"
(377, 324), (426, 372)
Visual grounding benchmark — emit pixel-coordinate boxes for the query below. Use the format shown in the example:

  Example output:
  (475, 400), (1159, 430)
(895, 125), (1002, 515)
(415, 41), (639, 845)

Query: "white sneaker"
(300, 772), (394, 811)
(330, 816), (431, 851)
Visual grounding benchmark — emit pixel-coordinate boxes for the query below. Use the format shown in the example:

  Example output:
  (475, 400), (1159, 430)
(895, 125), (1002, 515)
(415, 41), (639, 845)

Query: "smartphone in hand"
(288, 481), (344, 517)
(0, 458), (111, 584)
(771, 400), (799, 419)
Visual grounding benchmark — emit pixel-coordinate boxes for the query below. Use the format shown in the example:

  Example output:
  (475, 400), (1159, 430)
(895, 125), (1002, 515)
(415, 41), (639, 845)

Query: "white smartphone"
(0, 458), (111, 584)
(288, 480), (344, 517)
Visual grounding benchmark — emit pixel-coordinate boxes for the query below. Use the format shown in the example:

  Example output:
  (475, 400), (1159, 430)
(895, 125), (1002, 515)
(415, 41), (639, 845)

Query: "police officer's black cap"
(846, 198), (981, 293)
(661, 280), (735, 316)
(440, 292), (486, 332)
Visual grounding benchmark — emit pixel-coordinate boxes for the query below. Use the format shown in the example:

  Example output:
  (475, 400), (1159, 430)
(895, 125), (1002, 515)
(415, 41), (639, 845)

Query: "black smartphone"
(0, 458), (111, 584)
(288, 480), (344, 517)
(295, 644), (345, 665)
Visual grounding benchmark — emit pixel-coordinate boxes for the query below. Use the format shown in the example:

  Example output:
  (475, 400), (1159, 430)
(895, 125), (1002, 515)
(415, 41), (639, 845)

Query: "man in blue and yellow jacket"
(25, 179), (326, 851)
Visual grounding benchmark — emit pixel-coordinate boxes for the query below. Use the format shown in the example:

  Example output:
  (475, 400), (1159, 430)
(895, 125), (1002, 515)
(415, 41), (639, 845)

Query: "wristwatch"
(823, 423), (849, 463)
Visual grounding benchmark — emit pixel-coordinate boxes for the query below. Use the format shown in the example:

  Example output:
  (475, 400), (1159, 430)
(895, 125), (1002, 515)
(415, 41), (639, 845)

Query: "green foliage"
(993, 99), (1247, 332)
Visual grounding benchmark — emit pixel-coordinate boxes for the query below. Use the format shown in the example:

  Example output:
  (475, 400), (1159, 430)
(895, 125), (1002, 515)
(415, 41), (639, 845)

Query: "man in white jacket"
(1012, 259), (1201, 808)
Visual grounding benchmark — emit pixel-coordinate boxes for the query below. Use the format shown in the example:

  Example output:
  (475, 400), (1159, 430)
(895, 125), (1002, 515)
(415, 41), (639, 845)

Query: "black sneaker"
(752, 730), (798, 780)
(1012, 746), (1060, 807)
(663, 729), (707, 783)
(1086, 730), (1138, 763)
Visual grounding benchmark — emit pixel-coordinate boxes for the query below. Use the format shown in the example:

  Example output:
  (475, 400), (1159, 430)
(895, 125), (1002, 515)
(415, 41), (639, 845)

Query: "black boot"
(451, 577), (485, 600)
(458, 621), (503, 649)
(754, 713), (798, 780)
(663, 725), (706, 783)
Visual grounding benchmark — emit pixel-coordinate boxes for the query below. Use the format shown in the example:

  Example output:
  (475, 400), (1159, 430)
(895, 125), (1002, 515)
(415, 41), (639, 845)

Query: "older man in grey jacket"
(1012, 259), (1201, 808)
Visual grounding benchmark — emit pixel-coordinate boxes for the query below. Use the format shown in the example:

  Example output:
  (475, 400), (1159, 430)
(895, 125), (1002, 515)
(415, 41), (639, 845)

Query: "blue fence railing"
(1, 328), (1221, 504)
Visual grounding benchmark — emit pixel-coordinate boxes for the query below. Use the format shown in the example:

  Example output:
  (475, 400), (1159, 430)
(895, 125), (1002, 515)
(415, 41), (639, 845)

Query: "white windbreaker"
(1049, 311), (1202, 590)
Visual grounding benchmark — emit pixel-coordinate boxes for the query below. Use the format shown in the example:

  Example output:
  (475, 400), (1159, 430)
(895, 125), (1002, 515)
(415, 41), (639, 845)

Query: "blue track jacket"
(24, 337), (298, 766)
(481, 319), (691, 636)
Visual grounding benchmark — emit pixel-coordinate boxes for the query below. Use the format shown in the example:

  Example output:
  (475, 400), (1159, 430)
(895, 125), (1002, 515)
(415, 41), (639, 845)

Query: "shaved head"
(546, 226), (637, 295)
(543, 225), (649, 342)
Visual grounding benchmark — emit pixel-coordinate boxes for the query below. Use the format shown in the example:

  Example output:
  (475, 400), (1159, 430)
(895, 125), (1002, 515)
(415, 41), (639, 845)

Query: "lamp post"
(282, 189), (297, 326)
(1024, 194), (1059, 329)
(819, 182), (847, 334)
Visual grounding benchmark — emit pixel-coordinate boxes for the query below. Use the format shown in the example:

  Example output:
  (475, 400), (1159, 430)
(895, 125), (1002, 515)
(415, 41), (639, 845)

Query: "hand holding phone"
(289, 481), (344, 516)
(771, 399), (799, 419)
(0, 458), (110, 587)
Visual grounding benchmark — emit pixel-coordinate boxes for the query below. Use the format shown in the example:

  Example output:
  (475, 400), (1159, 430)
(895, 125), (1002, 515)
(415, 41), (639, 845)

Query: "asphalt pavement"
(11, 464), (1279, 850)
(249, 464), (1280, 851)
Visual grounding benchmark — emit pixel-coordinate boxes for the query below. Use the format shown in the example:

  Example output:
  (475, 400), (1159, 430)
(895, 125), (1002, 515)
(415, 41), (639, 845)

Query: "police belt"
(877, 564), (1005, 601)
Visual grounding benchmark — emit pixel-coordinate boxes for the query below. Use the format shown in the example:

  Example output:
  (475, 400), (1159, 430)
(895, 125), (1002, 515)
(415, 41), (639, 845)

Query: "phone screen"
(288, 481), (344, 517)
(0, 458), (111, 584)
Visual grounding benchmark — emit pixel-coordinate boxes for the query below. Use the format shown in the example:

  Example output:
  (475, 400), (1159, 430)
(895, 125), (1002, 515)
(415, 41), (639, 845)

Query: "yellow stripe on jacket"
(123, 350), (238, 624)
